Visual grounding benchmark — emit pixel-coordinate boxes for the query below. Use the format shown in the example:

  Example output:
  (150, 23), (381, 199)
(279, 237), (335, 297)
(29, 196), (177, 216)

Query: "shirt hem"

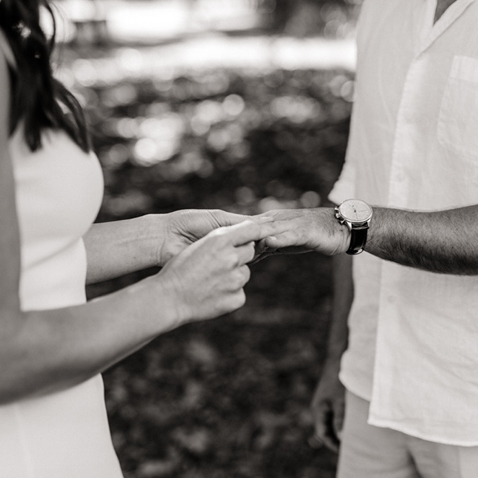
(339, 371), (372, 402)
(368, 416), (478, 447)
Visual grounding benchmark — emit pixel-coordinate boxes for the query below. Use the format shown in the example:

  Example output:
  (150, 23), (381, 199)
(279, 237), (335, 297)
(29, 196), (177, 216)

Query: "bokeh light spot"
(300, 191), (321, 208)
(223, 94), (246, 117)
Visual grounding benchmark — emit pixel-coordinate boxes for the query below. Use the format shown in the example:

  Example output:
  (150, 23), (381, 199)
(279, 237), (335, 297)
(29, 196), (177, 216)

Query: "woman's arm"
(84, 210), (250, 284)
(0, 52), (278, 405)
(0, 220), (269, 404)
(84, 216), (162, 284)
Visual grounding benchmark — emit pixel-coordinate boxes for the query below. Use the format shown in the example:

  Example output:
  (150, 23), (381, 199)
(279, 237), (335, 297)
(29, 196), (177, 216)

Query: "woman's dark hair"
(0, 0), (91, 152)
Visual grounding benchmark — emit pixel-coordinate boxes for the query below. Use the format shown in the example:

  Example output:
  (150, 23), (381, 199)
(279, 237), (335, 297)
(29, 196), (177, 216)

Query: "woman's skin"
(83, 209), (254, 284)
(0, 47), (285, 405)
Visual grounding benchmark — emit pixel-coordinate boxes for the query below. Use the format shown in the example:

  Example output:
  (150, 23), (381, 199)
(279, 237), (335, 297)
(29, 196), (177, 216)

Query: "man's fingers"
(308, 433), (324, 449)
(333, 400), (345, 441)
(264, 231), (302, 249)
(256, 219), (293, 240)
(314, 420), (338, 453)
(322, 435), (339, 453)
(312, 405), (329, 442)
(218, 220), (289, 247)
(249, 238), (277, 264)
(312, 404), (340, 453)
(314, 420), (327, 443)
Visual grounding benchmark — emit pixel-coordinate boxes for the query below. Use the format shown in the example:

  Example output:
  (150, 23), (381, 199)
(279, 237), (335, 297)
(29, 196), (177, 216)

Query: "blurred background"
(51, 1), (361, 476)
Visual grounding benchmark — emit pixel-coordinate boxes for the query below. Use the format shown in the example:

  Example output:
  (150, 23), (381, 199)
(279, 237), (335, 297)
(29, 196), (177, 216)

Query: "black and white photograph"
(1, 1), (478, 477)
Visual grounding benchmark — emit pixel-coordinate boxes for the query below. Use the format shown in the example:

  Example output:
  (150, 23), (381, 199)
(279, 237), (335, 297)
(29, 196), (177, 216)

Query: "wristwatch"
(335, 199), (373, 255)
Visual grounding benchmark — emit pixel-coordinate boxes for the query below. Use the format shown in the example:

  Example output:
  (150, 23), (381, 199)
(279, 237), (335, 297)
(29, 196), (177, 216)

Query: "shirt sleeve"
(328, 155), (357, 205)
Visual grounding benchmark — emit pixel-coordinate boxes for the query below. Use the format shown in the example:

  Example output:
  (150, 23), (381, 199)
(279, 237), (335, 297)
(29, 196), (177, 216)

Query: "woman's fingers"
(235, 242), (256, 265)
(238, 265), (251, 286)
(158, 217), (300, 324)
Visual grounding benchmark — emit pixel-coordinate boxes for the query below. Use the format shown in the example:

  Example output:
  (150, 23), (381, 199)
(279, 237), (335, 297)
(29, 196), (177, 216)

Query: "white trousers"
(337, 391), (478, 478)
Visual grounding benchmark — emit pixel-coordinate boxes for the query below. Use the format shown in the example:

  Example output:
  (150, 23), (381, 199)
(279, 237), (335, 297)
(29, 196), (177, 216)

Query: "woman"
(0, 1), (278, 476)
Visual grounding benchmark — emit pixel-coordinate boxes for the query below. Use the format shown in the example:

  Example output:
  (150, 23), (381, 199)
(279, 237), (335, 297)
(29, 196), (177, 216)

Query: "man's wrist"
(308, 208), (352, 255)
(329, 208), (352, 255)
(334, 200), (373, 255)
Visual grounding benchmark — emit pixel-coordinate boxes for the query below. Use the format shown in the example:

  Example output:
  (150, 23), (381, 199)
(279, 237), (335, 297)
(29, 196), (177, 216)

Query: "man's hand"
(158, 209), (249, 266)
(254, 208), (350, 257)
(310, 359), (345, 453)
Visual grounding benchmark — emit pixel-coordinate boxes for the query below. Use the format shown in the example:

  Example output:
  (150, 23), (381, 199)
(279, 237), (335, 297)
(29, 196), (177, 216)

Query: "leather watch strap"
(346, 224), (369, 255)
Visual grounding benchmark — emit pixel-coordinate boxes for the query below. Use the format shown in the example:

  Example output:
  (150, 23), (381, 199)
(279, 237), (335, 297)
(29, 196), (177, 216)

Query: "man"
(258, 1), (478, 477)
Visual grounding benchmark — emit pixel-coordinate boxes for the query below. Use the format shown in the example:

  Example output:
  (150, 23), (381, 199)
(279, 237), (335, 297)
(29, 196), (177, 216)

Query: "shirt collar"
(419, 0), (476, 55)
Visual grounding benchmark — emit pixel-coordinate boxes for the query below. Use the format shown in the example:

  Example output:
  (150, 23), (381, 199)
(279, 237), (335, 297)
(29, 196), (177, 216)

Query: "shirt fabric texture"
(338, 391), (478, 478)
(329, 0), (478, 446)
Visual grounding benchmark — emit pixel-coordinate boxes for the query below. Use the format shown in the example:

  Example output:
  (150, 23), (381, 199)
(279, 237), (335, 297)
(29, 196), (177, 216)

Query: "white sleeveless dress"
(0, 32), (124, 477)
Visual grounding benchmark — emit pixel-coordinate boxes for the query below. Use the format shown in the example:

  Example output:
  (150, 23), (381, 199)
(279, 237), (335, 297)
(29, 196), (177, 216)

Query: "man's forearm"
(366, 205), (478, 275)
(261, 204), (478, 275)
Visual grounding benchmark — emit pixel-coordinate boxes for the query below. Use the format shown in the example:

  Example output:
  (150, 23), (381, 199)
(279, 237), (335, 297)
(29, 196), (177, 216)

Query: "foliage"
(83, 65), (354, 477)
(267, 0), (362, 36)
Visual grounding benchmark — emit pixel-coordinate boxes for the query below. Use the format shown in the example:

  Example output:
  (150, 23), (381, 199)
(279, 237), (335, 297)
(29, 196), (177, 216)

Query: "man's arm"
(310, 253), (351, 452)
(366, 206), (478, 275)
(328, 254), (352, 363)
(259, 204), (478, 275)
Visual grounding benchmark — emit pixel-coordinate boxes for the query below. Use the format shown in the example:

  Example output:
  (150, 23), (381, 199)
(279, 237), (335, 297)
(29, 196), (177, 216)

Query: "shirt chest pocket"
(438, 56), (478, 159)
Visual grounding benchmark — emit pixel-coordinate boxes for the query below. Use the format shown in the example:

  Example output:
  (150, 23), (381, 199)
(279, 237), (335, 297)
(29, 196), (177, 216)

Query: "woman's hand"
(155, 219), (278, 325)
(84, 210), (249, 284)
(157, 209), (249, 266)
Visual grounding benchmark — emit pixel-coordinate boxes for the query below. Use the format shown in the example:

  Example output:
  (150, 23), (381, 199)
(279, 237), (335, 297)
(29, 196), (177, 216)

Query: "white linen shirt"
(329, 0), (478, 445)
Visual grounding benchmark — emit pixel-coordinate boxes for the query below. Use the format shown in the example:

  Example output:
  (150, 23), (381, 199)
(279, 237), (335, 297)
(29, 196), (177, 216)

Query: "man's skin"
(260, 205), (478, 276)
(434, 0), (460, 23)
(258, 204), (478, 446)
(310, 251), (351, 452)
(266, 0), (464, 453)
(321, 0), (461, 453)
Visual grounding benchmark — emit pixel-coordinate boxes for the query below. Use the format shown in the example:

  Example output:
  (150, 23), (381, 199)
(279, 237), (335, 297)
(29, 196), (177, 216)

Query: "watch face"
(339, 199), (373, 223)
